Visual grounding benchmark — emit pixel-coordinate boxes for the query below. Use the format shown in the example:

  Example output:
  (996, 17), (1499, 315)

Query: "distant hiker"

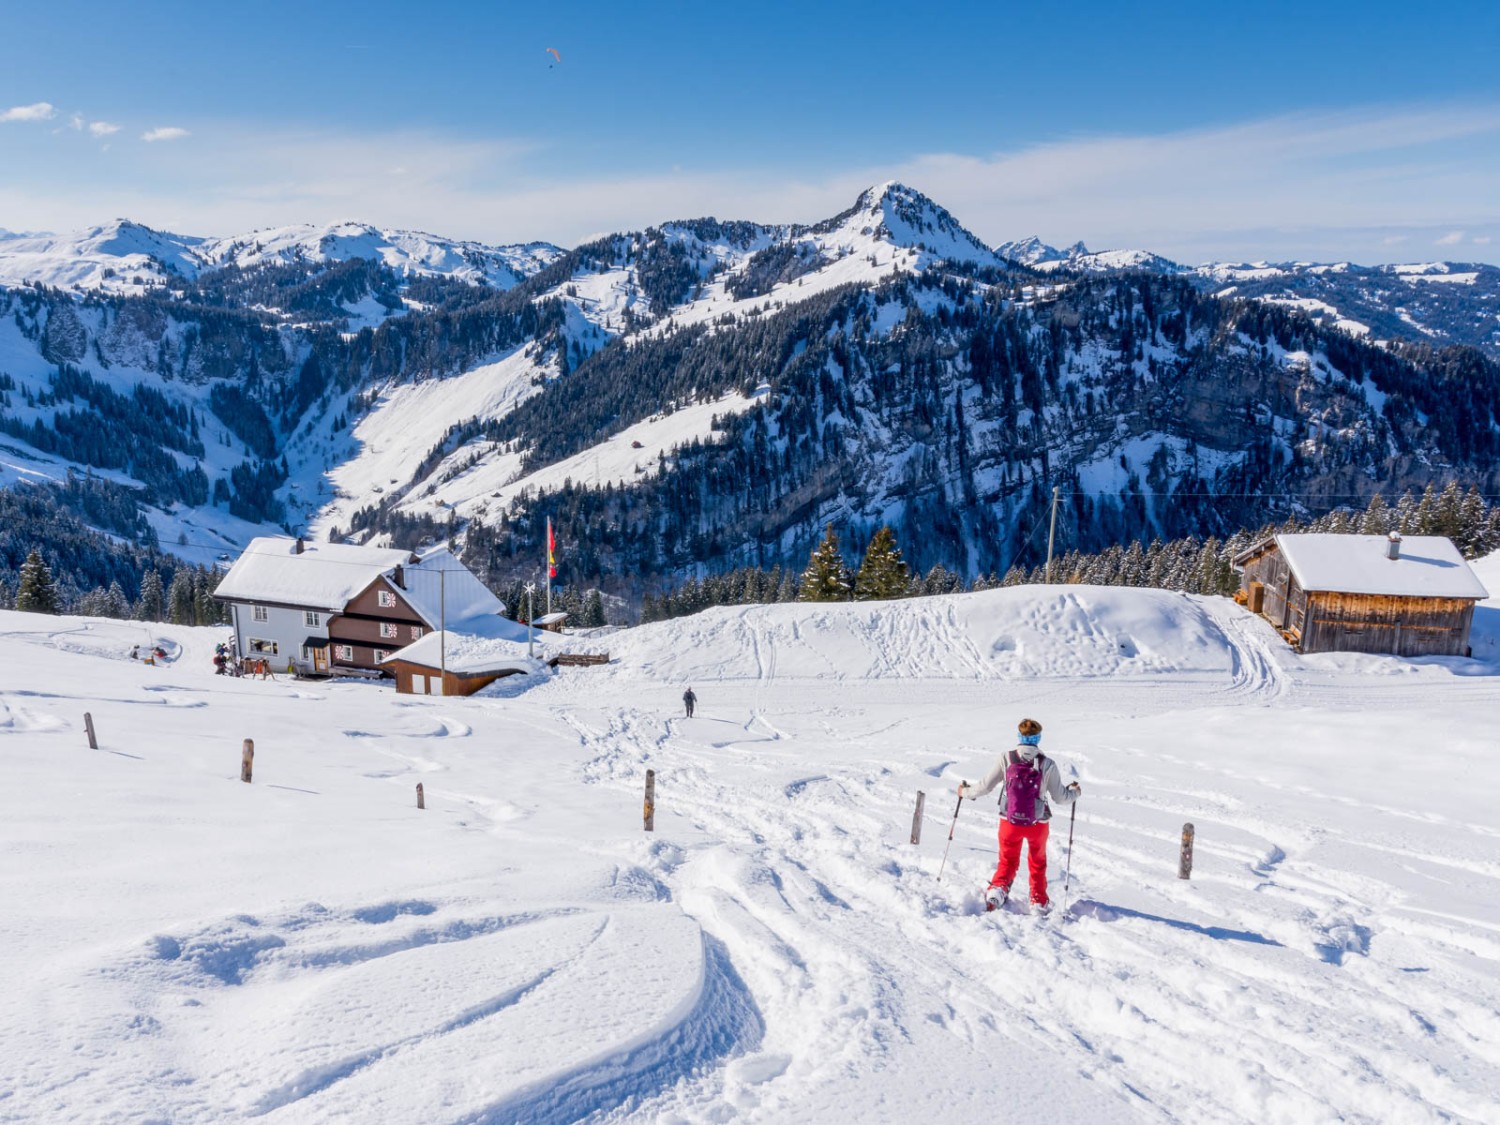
(957, 718), (1080, 913)
(683, 687), (697, 718)
(130, 645), (140, 661)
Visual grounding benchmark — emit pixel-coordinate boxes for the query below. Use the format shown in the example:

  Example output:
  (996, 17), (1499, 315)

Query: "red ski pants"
(990, 819), (1050, 904)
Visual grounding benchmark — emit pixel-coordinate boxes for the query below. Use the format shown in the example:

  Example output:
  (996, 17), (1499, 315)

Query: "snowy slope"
(192, 221), (563, 289)
(997, 236), (1183, 275)
(0, 219), (563, 294)
(4, 581), (1499, 1122)
(0, 220), (208, 292)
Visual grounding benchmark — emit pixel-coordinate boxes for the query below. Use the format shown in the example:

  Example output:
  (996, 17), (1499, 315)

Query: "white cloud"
(1435, 230), (1465, 245)
(2, 103), (1500, 265)
(141, 126), (189, 143)
(1, 102), (57, 123)
(88, 121), (121, 137)
(69, 113), (83, 131)
(1476, 235), (1493, 245)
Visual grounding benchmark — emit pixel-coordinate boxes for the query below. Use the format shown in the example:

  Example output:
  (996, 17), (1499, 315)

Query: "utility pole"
(1045, 485), (1060, 583)
(523, 581), (536, 660)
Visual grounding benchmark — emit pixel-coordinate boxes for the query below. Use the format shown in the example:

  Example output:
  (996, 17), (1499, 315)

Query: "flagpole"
(546, 517), (554, 616)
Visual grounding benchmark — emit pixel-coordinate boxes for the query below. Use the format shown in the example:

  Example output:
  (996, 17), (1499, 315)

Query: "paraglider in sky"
(546, 47), (561, 66)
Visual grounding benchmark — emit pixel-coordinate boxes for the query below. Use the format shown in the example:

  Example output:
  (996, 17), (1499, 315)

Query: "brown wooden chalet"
(214, 536), (507, 677)
(1233, 532), (1489, 656)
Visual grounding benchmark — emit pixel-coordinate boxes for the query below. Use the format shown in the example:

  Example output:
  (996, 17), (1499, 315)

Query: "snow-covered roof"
(380, 613), (542, 674)
(1256, 534), (1489, 599)
(213, 538), (417, 612)
(213, 538), (507, 623)
(400, 547), (506, 625)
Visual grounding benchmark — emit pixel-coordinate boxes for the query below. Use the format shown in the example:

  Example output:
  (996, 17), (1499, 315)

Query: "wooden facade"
(326, 575), (428, 675)
(384, 658), (523, 697)
(1235, 539), (1479, 656)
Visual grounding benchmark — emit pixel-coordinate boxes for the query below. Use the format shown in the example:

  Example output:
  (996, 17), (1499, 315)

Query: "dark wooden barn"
(1232, 533), (1488, 656)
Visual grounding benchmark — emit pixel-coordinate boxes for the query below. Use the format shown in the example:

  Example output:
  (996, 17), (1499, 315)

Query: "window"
(410, 625), (424, 640)
(379, 622), (398, 639)
(305, 611), (320, 628)
(249, 638), (274, 653)
(334, 644), (353, 662)
(252, 605), (268, 623)
(377, 590), (396, 608)
(374, 649), (390, 663)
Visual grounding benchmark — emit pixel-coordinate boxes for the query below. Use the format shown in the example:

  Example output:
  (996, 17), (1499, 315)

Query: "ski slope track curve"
(2, 580), (1499, 1123)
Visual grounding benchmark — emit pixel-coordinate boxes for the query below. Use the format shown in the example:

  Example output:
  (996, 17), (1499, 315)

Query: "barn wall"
(1302, 593), (1477, 656)
(1240, 549), (1295, 629)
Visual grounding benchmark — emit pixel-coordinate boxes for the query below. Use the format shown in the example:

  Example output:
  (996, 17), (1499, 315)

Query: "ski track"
(556, 658), (1500, 1123)
(8, 593), (1500, 1123)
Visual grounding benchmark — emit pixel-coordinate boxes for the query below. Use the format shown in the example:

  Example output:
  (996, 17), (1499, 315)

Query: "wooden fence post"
(416, 782), (425, 810)
(910, 790), (926, 845)
(643, 769), (655, 832)
(1179, 822), (1195, 879)
(84, 712), (98, 750)
(241, 738), (254, 784)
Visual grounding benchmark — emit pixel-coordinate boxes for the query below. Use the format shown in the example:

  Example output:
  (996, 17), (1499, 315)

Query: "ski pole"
(937, 787), (965, 882)
(1061, 798), (1078, 912)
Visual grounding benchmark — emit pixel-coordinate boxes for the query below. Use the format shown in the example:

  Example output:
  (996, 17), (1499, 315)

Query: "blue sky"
(3, 0), (1500, 263)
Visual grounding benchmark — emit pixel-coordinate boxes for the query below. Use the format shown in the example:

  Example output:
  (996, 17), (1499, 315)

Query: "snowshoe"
(985, 886), (1010, 913)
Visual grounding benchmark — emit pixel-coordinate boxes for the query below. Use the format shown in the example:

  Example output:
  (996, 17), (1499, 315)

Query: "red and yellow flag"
(547, 518), (557, 578)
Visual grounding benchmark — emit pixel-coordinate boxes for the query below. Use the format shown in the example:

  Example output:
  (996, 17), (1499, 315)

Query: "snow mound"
(603, 585), (1237, 683)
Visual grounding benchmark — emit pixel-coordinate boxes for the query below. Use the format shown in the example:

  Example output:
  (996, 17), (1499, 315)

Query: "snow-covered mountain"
(0, 218), (565, 295)
(997, 235), (1182, 275)
(3, 181), (1500, 609)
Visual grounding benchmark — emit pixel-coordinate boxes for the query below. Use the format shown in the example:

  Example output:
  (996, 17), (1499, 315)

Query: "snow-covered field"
(4, 575), (1500, 1123)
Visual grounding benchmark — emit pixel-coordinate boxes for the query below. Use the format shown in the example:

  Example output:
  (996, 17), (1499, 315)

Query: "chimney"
(294, 536), (305, 555)
(393, 564), (405, 589)
(1386, 531), (1402, 561)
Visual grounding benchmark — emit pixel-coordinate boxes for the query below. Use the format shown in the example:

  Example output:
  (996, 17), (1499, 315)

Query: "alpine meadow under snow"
(4, 558), (1500, 1123)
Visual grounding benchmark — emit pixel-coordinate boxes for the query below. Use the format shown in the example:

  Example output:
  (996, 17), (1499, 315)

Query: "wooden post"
(241, 738), (254, 784)
(1178, 822), (1195, 880)
(83, 712), (98, 750)
(910, 790), (926, 845)
(416, 782), (425, 810)
(643, 769), (656, 832)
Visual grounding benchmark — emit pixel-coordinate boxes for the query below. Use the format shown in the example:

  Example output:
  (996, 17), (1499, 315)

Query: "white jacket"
(960, 743), (1078, 823)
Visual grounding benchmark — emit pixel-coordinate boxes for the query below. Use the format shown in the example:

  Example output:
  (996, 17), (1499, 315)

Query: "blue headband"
(1018, 733), (1041, 745)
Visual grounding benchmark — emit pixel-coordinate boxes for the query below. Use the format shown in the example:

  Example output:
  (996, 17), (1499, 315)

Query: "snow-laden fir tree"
(135, 570), (165, 622)
(15, 550), (59, 615)
(798, 525), (852, 602)
(168, 570), (196, 625)
(854, 526), (909, 601)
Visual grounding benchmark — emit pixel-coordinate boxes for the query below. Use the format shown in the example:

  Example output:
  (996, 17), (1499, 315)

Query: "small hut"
(1232, 533), (1488, 656)
(380, 616), (544, 696)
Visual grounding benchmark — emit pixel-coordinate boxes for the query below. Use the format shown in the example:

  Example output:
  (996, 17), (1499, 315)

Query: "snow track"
(4, 585), (1499, 1123)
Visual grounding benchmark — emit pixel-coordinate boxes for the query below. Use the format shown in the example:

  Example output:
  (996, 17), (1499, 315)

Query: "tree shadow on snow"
(1068, 899), (1283, 946)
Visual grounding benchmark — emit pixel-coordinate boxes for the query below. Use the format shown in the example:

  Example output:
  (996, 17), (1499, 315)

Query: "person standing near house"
(957, 718), (1081, 912)
(683, 687), (697, 718)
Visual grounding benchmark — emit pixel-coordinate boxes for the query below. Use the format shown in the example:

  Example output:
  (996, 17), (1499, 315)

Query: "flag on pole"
(547, 518), (557, 579)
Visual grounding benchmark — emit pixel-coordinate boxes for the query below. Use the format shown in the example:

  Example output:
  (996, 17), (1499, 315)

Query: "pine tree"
(1359, 494), (1390, 534)
(135, 570), (165, 622)
(105, 580), (131, 619)
(854, 526), (910, 601)
(798, 525), (852, 602)
(15, 550), (59, 615)
(167, 570), (196, 625)
(1457, 486), (1488, 558)
(1433, 480), (1464, 541)
(193, 569), (221, 625)
(582, 588), (606, 627)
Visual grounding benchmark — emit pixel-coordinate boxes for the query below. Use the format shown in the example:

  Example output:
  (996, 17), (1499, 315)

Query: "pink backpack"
(1003, 751), (1046, 825)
